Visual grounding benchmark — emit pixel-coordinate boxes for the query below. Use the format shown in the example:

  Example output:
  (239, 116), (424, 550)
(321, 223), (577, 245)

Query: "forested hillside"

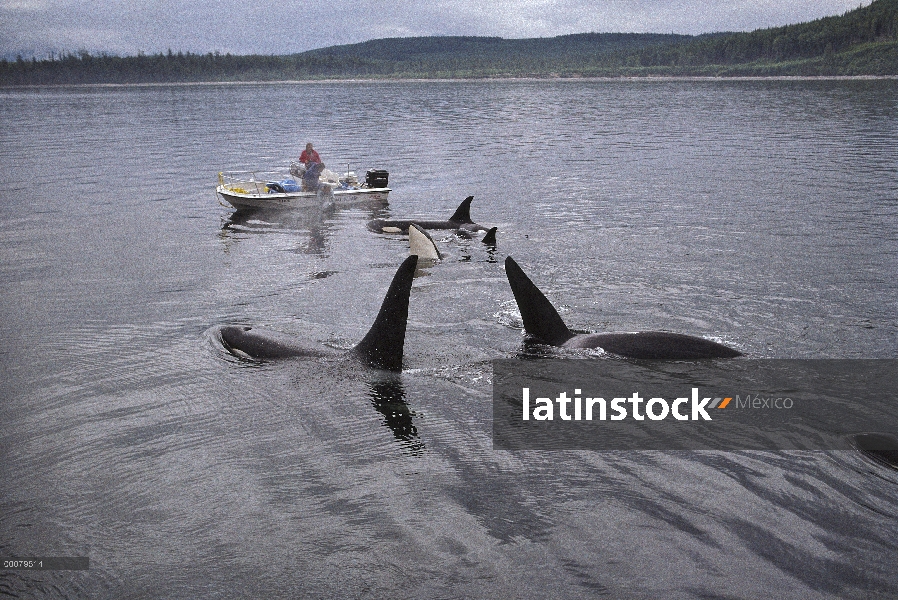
(1, 0), (895, 85)
(632, 0), (898, 74)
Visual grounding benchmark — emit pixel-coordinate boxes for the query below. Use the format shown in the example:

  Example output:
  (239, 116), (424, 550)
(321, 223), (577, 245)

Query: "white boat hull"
(217, 185), (390, 210)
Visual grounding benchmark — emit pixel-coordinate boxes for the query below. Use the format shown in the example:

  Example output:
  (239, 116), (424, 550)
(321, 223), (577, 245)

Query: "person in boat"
(291, 142), (322, 183)
(302, 161), (326, 192)
(299, 142), (321, 166)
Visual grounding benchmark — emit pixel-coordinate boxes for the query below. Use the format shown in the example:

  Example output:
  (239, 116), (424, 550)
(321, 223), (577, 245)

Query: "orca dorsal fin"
(353, 255), (417, 371)
(448, 196), (475, 224)
(409, 223), (442, 260)
(504, 256), (574, 346)
(481, 227), (497, 245)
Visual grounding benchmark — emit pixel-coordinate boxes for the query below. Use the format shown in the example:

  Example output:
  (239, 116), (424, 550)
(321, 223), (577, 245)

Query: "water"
(1, 79), (897, 598)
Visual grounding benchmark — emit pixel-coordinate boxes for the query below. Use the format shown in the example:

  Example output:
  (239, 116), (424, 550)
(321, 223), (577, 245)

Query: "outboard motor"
(365, 169), (389, 188)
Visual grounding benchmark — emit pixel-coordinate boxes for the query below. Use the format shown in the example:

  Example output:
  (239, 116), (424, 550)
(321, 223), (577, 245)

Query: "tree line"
(1, 0), (896, 85)
(630, 0), (898, 74)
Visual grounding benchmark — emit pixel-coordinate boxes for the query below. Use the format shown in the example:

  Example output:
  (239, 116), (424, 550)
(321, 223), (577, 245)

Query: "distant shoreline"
(5, 2), (896, 87)
(3, 74), (897, 90)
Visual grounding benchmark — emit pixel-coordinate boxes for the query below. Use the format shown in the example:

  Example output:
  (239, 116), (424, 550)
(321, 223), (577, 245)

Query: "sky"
(0, 0), (874, 59)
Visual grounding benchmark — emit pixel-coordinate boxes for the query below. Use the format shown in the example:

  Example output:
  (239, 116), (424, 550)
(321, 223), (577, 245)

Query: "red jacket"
(300, 149), (321, 164)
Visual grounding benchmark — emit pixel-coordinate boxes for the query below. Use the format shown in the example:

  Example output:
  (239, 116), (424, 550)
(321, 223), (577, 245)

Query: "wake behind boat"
(216, 166), (390, 210)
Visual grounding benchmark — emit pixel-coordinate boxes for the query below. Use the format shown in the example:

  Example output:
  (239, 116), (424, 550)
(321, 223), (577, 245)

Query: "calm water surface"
(1, 79), (897, 598)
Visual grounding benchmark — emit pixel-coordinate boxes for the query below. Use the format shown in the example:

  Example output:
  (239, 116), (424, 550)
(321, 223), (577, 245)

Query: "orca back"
(569, 332), (743, 359)
(504, 256), (574, 346)
(353, 255), (418, 371)
(853, 433), (898, 469)
(219, 325), (327, 360)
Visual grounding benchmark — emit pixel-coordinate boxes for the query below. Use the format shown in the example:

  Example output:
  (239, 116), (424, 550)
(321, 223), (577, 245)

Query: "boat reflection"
(218, 198), (391, 256)
(217, 206), (335, 255)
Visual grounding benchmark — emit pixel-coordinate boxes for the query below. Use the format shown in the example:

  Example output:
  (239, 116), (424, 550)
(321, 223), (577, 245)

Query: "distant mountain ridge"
(1, 0), (896, 85)
(303, 33), (698, 62)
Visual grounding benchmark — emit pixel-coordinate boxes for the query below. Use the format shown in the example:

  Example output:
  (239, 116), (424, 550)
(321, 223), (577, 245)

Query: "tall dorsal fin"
(504, 256), (574, 346)
(353, 255), (417, 371)
(448, 196), (475, 223)
(408, 223), (442, 260)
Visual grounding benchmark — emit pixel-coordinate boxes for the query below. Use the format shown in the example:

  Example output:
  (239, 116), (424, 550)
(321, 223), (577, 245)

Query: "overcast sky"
(1, 0), (873, 59)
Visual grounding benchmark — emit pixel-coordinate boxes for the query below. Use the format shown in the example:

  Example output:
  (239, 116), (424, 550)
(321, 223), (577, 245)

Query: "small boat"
(216, 166), (390, 210)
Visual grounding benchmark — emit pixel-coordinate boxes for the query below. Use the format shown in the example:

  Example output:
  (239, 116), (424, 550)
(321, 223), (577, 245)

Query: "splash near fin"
(353, 255), (418, 371)
(409, 223), (442, 260)
(504, 256), (574, 346)
(481, 227), (497, 245)
(448, 196), (475, 224)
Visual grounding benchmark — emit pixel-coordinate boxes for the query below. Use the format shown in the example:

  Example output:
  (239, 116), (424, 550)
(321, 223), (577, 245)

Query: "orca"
(852, 433), (898, 470)
(503, 256), (742, 359)
(367, 196), (489, 235)
(408, 223), (442, 260)
(218, 255), (417, 371)
(408, 223), (496, 263)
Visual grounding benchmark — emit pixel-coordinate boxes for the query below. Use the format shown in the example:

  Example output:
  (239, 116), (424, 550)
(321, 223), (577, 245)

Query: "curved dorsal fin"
(481, 227), (497, 245)
(353, 255), (417, 371)
(504, 256), (574, 346)
(409, 223), (442, 260)
(448, 196), (475, 223)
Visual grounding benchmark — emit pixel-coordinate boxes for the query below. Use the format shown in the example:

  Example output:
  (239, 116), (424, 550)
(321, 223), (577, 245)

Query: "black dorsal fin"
(481, 227), (497, 245)
(448, 196), (475, 223)
(353, 255), (417, 371)
(504, 256), (574, 346)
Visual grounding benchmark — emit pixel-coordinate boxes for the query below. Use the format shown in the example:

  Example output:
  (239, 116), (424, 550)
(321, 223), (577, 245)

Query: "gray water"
(1, 79), (897, 598)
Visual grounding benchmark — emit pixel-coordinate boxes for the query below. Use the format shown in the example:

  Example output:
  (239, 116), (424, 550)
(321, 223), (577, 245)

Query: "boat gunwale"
(216, 184), (391, 199)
